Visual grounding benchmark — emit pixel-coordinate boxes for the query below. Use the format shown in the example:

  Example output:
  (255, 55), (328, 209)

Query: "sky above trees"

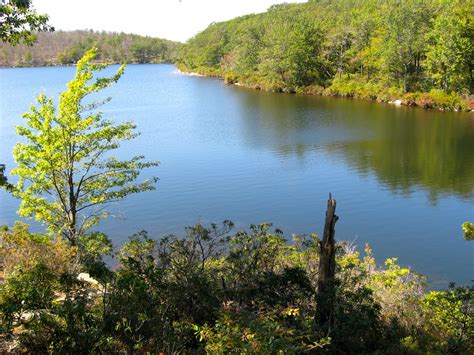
(32, 0), (307, 42)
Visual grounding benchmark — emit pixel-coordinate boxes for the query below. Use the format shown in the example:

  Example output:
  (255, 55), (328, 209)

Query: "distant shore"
(0, 60), (174, 69)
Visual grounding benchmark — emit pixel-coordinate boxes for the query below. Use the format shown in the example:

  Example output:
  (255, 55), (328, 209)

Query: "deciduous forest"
(0, 30), (180, 67)
(178, 0), (473, 111)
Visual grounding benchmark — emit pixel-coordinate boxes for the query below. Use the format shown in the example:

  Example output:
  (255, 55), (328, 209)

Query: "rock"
(172, 69), (204, 77)
(389, 99), (403, 106)
(77, 272), (99, 285)
(20, 311), (34, 322)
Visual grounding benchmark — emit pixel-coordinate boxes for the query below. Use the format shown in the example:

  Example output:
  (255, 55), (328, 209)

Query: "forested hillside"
(0, 30), (181, 67)
(179, 0), (473, 111)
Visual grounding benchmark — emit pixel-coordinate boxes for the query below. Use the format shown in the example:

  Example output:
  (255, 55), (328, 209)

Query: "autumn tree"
(10, 47), (158, 243)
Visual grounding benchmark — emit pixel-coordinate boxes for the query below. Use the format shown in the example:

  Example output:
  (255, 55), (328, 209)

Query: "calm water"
(1, 64), (473, 288)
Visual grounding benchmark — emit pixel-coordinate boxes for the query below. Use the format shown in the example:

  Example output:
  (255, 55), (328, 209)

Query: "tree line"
(178, 0), (473, 111)
(0, 30), (181, 67)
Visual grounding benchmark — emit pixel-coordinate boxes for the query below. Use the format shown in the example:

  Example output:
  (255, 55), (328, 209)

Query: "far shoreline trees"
(0, 30), (181, 67)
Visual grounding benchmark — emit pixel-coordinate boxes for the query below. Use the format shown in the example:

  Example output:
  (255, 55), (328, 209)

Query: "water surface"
(1, 64), (473, 287)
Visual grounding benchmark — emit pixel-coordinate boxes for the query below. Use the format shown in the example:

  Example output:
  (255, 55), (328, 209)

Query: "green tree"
(259, 13), (324, 88)
(0, 0), (53, 45)
(130, 41), (154, 63)
(426, 2), (473, 93)
(188, 22), (229, 68)
(10, 47), (158, 244)
(233, 17), (264, 75)
(383, 0), (431, 92)
(326, 28), (354, 79)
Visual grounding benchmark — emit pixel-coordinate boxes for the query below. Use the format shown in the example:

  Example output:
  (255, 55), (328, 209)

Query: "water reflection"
(234, 86), (474, 202)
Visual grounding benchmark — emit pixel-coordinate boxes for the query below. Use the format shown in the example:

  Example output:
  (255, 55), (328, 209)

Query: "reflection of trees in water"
(325, 113), (474, 202)
(235, 87), (474, 201)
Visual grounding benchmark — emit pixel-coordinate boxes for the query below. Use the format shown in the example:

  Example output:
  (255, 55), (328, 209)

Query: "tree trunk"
(316, 194), (339, 327)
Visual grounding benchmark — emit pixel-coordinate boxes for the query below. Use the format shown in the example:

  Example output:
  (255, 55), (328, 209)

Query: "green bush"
(422, 285), (474, 353)
(1, 222), (472, 353)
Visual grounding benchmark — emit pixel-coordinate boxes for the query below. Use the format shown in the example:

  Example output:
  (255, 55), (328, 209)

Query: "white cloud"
(32, 0), (307, 42)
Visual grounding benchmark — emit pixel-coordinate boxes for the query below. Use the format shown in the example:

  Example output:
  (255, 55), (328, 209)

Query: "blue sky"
(33, 0), (307, 42)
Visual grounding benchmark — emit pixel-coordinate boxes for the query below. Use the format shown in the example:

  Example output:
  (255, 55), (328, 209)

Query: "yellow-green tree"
(0, 0), (53, 187)
(10, 48), (158, 244)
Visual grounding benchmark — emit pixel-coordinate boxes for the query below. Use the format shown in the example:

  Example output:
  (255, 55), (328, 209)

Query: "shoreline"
(177, 66), (473, 113)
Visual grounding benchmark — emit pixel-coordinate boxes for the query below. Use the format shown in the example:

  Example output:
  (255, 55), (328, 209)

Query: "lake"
(1, 64), (473, 288)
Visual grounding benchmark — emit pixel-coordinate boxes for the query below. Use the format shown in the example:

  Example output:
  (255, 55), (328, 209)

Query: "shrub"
(0, 222), (78, 279)
(0, 221), (470, 353)
(422, 285), (474, 353)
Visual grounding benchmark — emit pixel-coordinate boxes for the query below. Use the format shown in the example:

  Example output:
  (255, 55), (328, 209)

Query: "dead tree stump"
(316, 193), (339, 327)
